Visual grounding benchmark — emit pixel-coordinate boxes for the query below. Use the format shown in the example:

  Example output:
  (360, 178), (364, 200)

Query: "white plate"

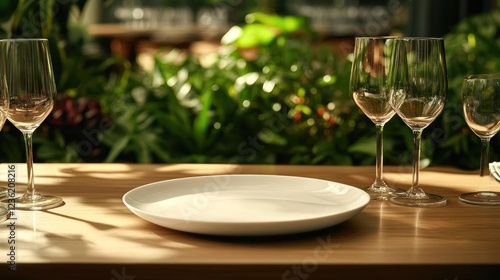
(123, 175), (370, 236)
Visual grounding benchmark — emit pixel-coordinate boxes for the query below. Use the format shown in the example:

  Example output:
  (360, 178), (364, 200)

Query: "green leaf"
(0, 0), (18, 23)
(105, 136), (130, 163)
(149, 141), (171, 162)
(295, 104), (312, 115)
(193, 90), (213, 150)
(247, 12), (307, 33)
(258, 129), (287, 146)
(349, 138), (375, 155)
(236, 23), (277, 48)
(137, 140), (151, 163)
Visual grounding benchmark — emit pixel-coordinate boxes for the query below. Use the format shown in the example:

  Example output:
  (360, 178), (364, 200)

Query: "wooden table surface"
(1, 163), (499, 280)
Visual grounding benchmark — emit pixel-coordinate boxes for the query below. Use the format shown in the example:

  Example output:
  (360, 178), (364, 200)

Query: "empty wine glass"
(459, 74), (500, 205)
(0, 46), (9, 218)
(0, 38), (64, 210)
(388, 37), (448, 207)
(350, 36), (402, 200)
(0, 112), (7, 199)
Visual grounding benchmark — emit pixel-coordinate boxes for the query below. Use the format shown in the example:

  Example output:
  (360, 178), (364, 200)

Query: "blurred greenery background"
(0, 0), (499, 170)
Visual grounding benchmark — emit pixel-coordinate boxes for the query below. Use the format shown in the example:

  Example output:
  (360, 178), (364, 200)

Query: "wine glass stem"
(23, 131), (36, 199)
(479, 138), (491, 177)
(410, 129), (423, 194)
(375, 123), (385, 185)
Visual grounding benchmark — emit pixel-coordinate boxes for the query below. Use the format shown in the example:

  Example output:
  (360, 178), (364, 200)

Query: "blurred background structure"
(84, 0), (496, 60)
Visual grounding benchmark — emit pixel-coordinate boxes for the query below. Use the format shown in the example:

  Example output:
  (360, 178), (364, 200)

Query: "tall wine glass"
(0, 38), (63, 210)
(0, 115), (8, 199)
(350, 36), (402, 200)
(0, 112), (6, 199)
(459, 74), (500, 205)
(0, 44), (9, 220)
(388, 37), (447, 207)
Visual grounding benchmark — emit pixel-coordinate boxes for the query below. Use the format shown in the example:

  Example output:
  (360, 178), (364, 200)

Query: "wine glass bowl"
(350, 36), (402, 200)
(6, 97), (54, 131)
(388, 37), (448, 207)
(0, 38), (63, 210)
(459, 74), (500, 205)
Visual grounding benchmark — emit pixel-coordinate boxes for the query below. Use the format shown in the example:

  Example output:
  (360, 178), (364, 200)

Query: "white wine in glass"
(0, 38), (64, 210)
(459, 74), (500, 205)
(350, 36), (402, 200)
(389, 37), (447, 207)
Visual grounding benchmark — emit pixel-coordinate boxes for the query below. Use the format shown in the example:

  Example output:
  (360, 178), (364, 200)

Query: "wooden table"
(1, 163), (499, 279)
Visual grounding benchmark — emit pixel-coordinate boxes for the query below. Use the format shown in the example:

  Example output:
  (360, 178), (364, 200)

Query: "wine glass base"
(459, 191), (500, 206)
(364, 185), (406, 201)
(0, 206), (10, 223)
(389, 192), (447, 207)
(1, 194), (64, 211)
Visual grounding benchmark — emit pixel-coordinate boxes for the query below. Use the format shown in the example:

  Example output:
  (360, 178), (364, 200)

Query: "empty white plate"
(123, 174), (370, 236)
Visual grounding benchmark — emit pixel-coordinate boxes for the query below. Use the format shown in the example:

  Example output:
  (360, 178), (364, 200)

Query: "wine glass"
(350, 36), (402, 200)
(388, 37), (447, 207)
(459, 74), (500, 205)
(0, 46), (9, 219)
(0, 113), (7, 200)
(0, 38), (64, 210)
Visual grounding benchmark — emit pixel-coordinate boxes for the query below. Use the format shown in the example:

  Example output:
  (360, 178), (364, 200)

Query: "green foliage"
(100, 13), (358, 164)
(436, 11), (500, 169)
(0, 0), (128, 163)
(94, 10), (500, 167)
(1, 2), (499, 168)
